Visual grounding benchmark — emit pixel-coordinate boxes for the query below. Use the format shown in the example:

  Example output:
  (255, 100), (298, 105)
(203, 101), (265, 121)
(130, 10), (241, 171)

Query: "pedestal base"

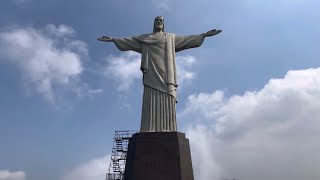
(124, 132), (194, 180)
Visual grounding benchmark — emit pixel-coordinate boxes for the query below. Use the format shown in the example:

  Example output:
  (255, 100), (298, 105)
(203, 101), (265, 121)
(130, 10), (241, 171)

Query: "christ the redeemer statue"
(98, 16), (221, 132)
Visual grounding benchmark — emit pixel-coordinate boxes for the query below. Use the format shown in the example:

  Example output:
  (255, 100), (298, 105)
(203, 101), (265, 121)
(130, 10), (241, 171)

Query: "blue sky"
(1, 0), (320, 180)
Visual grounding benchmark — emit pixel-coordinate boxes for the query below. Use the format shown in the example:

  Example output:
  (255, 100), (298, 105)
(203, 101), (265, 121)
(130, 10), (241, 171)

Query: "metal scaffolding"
(106, 130), (136, 180)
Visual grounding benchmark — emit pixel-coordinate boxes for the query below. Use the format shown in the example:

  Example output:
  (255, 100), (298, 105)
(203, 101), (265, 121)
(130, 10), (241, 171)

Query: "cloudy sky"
(1, 0), (320, 180)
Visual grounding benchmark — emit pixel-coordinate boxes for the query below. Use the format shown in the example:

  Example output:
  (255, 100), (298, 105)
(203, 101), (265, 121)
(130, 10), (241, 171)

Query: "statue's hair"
(153, 16), (165, 33)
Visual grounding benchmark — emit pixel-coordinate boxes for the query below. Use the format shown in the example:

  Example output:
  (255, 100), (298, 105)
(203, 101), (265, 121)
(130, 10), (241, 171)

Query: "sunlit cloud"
(0, 24), (93, 104)
(104, 51), (141, 92)
(62, 155), (110, 180)
(182, 67), (320, 180)
(0, 170), (26, 180)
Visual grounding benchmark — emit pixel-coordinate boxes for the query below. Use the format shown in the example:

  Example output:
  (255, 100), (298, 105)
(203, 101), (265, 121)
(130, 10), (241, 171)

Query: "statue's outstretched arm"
(97, 36), (114, 42)
(203, 29), (222, 37)
(175, 29), (221, 52)
(98, 35), (142, 53)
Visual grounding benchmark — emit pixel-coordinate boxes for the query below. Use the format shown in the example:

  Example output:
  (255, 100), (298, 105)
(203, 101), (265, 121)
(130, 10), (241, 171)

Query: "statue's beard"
(155, 25), (163, 32)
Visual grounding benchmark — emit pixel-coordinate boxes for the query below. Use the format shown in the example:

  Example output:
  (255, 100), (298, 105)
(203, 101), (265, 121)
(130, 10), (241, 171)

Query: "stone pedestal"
(124, 132), (194, 180)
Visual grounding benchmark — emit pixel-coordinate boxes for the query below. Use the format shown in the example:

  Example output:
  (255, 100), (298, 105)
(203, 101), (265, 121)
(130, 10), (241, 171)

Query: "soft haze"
(1, 0), (320, 180)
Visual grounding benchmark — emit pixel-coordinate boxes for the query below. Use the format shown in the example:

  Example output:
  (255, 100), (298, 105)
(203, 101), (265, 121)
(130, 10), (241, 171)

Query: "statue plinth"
(124, 132), (194, 180)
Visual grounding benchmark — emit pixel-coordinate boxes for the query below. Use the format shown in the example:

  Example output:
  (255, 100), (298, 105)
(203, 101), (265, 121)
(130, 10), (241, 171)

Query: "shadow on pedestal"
(124, 132), (194, 180)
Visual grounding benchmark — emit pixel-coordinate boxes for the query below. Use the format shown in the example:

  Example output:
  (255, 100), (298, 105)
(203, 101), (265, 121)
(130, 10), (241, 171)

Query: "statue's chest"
(145, 36), (166, 55)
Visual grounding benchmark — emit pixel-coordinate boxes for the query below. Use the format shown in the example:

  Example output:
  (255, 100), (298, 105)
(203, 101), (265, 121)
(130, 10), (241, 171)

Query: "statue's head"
(153, 16), (164, 33)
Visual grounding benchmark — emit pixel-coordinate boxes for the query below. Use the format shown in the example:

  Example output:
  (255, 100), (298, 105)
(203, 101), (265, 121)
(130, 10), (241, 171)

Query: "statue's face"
(154, 16), (164, 31)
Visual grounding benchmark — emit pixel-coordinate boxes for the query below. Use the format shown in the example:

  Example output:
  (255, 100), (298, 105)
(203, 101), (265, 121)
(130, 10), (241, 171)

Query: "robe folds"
(114, 32), (205, 132)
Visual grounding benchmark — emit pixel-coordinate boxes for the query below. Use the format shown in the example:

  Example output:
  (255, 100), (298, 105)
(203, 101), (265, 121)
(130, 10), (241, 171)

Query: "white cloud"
(62, 155), (110, 180)
(105, 51), (141, 92)
(105, 52), (196, 91)
(46, 24), (75, 37)
(181, 67), (320, 180)
(73, 83), (103, 98)
(176, 55), (196, 88)
(65, 40), (88, 56)
(0, 25), (87, 103)
(187, 126), (221, 180)
(181, 90), (225, 120)
(0, 170), (26, 180)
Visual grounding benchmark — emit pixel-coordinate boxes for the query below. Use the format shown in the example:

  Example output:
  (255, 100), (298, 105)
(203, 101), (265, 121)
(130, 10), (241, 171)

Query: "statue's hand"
(97, 36), (114, 42)
(204, 29), (222, 37)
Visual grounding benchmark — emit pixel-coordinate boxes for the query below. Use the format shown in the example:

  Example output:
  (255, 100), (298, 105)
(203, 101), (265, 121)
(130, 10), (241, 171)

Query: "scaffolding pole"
(106, 130), (136, 180)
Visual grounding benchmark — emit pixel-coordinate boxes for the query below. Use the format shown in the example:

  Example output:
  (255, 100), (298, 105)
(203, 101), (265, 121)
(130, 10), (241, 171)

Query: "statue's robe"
(114, 32), (205, 132)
